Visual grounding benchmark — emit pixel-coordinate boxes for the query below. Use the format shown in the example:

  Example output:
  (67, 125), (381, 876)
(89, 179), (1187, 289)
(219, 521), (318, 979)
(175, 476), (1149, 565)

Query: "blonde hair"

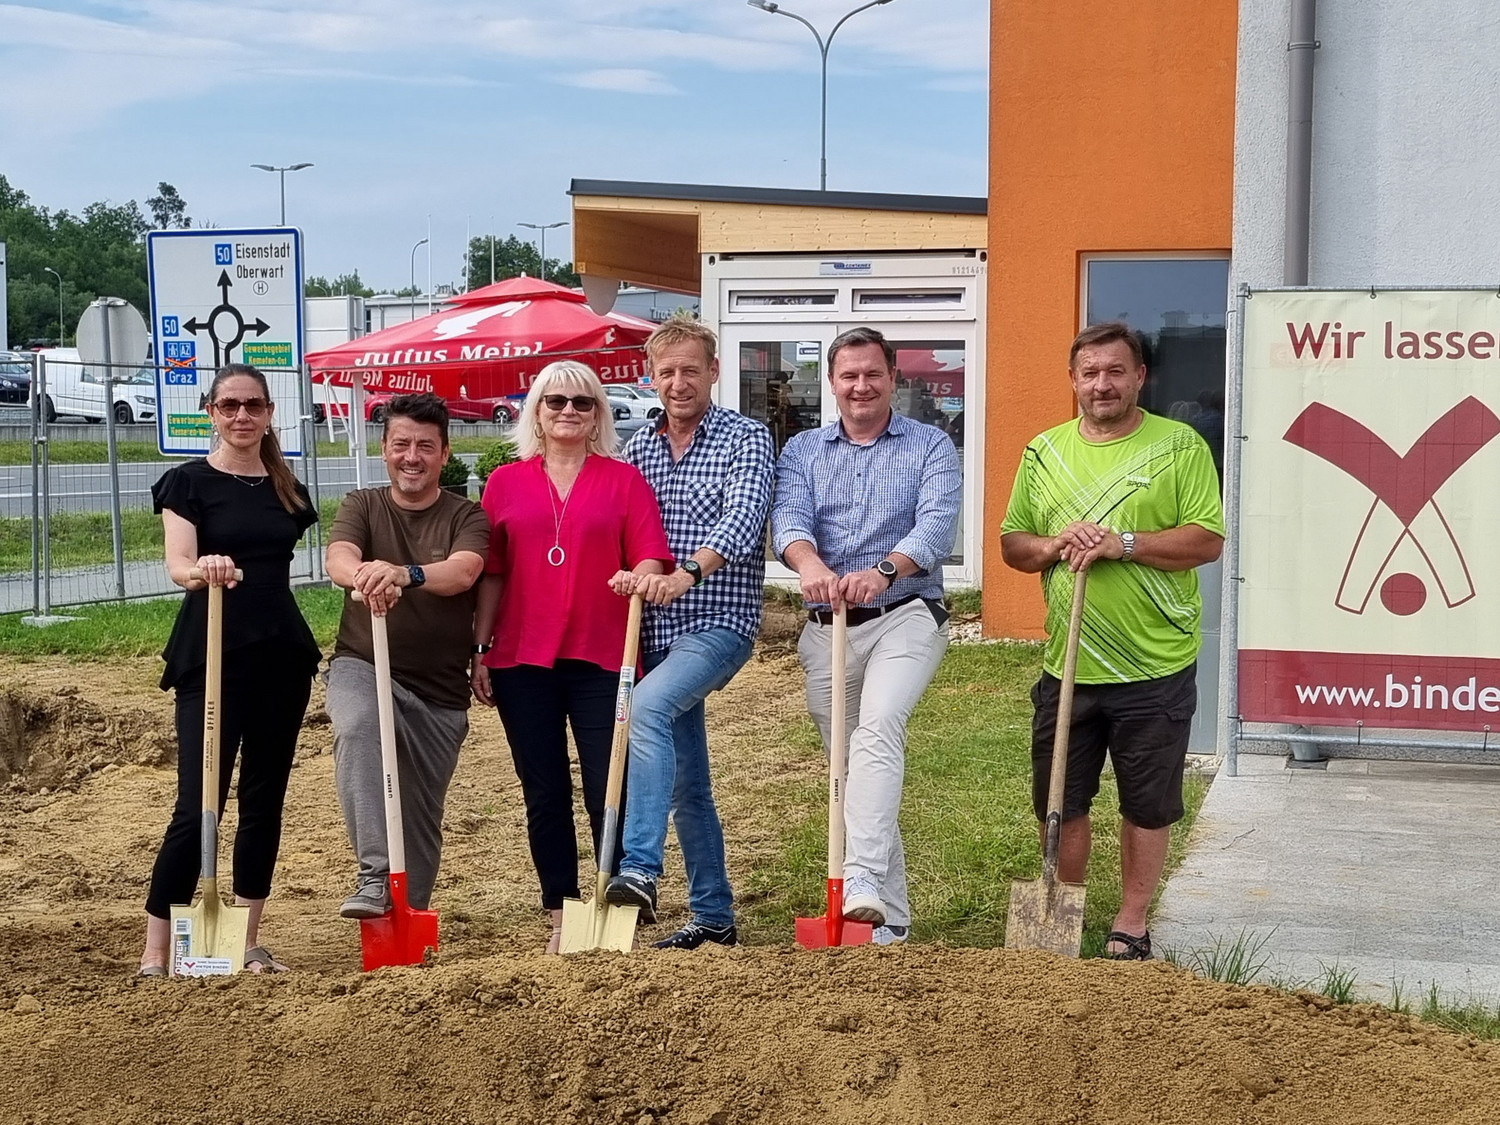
(516, 360), (620, 460)
(646, 313), (717, 366)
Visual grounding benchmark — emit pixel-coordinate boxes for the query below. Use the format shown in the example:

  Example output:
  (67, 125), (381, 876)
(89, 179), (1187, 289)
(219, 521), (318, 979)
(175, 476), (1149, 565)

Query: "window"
(853, 289), (965, 310)
(1084, 257), (1230, 478)
(738, 340), (822, 456)
(891, 339), (966, 564)
(729, 291), (836, 311)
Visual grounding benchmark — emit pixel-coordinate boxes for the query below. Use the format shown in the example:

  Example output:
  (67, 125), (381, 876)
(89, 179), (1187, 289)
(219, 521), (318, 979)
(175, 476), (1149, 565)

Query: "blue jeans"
(619, 627), (753, 928)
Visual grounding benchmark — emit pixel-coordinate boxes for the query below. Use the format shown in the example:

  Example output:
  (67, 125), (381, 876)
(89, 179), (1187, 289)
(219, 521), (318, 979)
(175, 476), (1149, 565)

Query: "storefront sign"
(1238, 289), (1500, 731)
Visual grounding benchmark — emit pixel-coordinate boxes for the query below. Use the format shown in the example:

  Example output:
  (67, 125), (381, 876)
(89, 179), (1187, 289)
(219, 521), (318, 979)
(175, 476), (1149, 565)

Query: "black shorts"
(1029, 662), (1197, 830)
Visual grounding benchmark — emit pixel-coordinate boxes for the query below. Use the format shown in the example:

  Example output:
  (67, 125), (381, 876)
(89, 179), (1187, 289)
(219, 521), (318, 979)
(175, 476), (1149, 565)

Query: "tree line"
(3, 175), (583, 349)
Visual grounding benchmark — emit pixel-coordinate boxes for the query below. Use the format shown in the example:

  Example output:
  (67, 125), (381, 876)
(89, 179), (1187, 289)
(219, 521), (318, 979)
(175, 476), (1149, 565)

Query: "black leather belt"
(807, 593), (922, 627)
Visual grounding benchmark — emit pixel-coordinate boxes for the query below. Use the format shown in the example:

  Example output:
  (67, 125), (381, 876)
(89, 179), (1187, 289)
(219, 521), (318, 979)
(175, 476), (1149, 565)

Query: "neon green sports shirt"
(1000, 411), (1225, 684)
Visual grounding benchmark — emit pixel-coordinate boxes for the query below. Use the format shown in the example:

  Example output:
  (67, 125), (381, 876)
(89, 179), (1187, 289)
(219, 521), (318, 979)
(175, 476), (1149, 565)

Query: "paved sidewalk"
(1153, 752), (1500, 1005)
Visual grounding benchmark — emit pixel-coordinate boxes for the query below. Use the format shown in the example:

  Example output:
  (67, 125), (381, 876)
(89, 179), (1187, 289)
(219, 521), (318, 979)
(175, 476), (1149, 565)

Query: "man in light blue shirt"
(771, 326), (962, 943)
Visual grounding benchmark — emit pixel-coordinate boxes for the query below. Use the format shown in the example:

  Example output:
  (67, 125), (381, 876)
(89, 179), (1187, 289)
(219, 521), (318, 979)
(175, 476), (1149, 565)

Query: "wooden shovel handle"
(827, 606), (848, 881)
(596, 594), (644, 881)
(1042, 568), (1089, 862)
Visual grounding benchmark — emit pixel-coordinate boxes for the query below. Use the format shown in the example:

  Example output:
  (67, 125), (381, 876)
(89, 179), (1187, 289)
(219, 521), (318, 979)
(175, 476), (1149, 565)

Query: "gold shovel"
(559, 593), (644, 953)
(1005, 566), (1089, 957)
(169, 568), (250, 976)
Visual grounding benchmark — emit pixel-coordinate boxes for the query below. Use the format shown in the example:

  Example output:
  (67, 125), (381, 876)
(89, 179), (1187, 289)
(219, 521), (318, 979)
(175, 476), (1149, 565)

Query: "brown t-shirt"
(329, 487), (492, 710)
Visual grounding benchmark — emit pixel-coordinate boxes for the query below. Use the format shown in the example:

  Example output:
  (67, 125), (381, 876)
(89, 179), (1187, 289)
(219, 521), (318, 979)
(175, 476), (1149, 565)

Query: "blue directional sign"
(147, 227), (305, 456)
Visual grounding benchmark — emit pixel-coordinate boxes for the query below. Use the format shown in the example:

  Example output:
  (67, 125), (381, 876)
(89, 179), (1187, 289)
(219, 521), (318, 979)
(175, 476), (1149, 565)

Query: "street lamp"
(249, 162), (314, 226)
(42, 267), (63, 346)
(410, 237), (429, 317)
(748, 0), (896, 191)
(517, 221), (568, 282)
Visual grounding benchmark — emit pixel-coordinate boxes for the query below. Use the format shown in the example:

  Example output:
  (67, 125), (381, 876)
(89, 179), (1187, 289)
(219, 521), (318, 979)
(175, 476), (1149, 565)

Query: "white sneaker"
(841, 879), (886, 926)
(872, 925), (909, 946)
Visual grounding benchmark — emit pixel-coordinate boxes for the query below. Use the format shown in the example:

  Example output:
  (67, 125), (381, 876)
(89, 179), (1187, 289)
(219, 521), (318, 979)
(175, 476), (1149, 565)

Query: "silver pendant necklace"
(545, 460), (582, 566)
(212, 454), (265, 487)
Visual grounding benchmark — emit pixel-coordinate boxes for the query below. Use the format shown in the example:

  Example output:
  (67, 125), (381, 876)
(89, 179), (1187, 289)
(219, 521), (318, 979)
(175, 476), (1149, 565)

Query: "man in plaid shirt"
(606, 316), (775, 950)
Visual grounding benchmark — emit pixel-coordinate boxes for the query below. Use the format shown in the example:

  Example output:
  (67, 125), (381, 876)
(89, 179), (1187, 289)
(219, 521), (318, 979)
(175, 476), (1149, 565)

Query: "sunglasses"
(212, 397), (270, 418)
(541, 394), (598, 413)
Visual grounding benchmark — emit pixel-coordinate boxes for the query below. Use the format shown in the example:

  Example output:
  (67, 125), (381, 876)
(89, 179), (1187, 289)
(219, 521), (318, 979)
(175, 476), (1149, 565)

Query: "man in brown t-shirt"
(324, 394), (490, 918)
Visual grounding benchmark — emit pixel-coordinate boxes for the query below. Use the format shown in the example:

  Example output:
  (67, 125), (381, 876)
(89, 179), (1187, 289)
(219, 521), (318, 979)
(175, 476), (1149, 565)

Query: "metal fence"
(1, 353), (499, 619)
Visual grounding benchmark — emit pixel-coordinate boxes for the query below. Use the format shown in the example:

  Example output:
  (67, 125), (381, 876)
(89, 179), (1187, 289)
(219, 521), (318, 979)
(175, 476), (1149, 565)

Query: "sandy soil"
(2, 644), (1497, 1123)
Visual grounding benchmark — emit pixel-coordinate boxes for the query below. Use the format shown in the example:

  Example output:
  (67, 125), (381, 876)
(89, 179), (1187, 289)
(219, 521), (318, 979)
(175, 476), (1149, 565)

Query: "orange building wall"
(984, 0), (1237, 637)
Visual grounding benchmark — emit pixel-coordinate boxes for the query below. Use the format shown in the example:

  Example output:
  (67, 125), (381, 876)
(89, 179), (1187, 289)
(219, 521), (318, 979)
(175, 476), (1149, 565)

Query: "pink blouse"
(481, 455), (672, 672)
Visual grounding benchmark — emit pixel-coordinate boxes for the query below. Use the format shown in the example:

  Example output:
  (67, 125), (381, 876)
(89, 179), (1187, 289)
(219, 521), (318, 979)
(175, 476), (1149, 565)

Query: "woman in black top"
(138, 364), (321, 976)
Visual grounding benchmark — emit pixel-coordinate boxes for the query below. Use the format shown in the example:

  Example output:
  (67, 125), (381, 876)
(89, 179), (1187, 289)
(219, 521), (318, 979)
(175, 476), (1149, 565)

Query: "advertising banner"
(1238, 289), (1500, 731)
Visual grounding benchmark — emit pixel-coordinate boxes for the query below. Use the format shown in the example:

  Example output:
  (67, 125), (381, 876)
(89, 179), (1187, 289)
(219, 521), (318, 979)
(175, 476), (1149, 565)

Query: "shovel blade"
(169, 879), (249, 976)
(1004, 874), (1087, 957)
(558, 896), (639, 953)
(794, 914), (874, 950)
(359, 906), (440, 972)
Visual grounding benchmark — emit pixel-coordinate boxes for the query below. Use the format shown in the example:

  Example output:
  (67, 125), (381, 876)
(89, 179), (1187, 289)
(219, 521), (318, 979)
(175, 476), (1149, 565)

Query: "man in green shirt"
(1000, 321), (1224, 960)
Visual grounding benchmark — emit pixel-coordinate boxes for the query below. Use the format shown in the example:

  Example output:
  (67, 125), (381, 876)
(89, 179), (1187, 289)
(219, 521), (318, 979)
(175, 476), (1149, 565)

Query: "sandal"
(1104, 930), (1152, 960)
(243, 946), (290, 974)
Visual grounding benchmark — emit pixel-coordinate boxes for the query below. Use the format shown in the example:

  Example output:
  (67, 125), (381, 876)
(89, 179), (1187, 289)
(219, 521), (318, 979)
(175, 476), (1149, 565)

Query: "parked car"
(605, 383), (662, 420)
(34, 348), (158, 424)
(319, 389), (519, 427)
(0, 352), (32, 408)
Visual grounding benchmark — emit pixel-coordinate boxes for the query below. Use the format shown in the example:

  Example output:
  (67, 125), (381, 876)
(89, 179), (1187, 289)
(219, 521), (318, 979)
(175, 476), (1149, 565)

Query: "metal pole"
(29, 352), (40, 616)
(1217, 284), (1249, 777)
(38, 354), (53, 617)
(1284, 0), (1318, 285)
(819, 42), (829, 191)
(279, 169), (287, 227)
(44, 267), (63, 346)
(99, 302), (126, 598)
(426, 214), (433, 316)
(300, 362), (324, 582)
(539, 226), (547, 282)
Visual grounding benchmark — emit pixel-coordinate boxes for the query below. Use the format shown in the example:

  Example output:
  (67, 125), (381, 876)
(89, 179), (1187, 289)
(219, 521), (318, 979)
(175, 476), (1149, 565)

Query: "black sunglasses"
(212, 397), (269, 418)
(542, 394), (598, 413)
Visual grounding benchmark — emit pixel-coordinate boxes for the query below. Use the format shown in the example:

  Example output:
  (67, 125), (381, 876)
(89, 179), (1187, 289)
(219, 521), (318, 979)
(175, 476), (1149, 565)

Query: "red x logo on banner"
(1283, 397), (1500, 615)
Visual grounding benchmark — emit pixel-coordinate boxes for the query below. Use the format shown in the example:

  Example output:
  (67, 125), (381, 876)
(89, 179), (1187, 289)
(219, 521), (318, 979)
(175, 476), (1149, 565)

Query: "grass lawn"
(0, 437), (502, 465)
(0, 585), (345, 658)
(735, 640), (1208, 956)
(1, 498), (346, 574)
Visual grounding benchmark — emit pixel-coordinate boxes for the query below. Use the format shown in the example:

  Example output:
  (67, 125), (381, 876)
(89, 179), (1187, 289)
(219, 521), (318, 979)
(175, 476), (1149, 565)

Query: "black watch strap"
(406, 564), (426, 588)
(875, 559), (899, 587)
(681, 559), (704, 587)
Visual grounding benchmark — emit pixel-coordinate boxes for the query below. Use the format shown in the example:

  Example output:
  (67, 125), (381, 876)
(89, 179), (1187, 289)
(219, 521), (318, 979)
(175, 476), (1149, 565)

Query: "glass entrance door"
(721, 327), (836, 459)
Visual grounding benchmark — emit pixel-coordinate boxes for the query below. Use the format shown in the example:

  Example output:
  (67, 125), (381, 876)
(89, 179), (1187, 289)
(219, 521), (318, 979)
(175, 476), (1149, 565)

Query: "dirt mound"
(1, 652), (1497, 1124)
(0, 685), (176, 794)
(3, 946), (1497, 1125)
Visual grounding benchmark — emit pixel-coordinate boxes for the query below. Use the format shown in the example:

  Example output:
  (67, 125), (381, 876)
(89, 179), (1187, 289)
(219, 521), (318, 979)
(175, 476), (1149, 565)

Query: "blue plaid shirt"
(624, 404), (775, 652)
(772, 411), (961, 607)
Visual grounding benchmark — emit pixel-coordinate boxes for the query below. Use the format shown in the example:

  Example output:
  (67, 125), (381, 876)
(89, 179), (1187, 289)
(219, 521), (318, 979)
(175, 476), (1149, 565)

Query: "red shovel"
(354, 592), (439, 971)
(796, 605), (873, 949)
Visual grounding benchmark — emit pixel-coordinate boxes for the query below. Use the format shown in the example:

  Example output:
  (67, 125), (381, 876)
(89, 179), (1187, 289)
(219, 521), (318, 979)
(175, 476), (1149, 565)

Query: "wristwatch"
(1119, 532), (1136, 561)
(406, 564), (426, 588)
(472, 643), (492, 655)
(680, 559), (704, 587)
(875, 558), (899, 587)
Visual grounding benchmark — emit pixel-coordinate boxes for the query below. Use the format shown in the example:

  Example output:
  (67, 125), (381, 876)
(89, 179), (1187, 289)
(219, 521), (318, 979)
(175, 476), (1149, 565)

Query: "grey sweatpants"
(326, 656), (467, 911)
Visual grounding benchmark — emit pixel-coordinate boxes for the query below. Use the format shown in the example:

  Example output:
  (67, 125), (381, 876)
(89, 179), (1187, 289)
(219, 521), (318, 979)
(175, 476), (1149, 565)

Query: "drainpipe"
(1284, 0), (1319, 285)
(1285, 0), (1323, 763)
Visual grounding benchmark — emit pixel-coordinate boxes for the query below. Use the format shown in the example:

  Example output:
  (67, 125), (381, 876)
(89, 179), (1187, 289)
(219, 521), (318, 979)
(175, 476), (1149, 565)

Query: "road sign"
(76, 298), (149, 370)
(147, 228), (305, 456)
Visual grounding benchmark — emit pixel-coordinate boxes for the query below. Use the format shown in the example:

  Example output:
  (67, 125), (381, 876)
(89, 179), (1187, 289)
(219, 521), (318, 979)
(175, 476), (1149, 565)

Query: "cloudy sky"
(2, 0), (988, 292)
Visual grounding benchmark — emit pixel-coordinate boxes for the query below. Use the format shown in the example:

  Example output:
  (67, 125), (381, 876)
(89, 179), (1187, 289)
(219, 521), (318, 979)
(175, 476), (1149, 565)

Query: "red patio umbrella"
(307, 277), (654, 399)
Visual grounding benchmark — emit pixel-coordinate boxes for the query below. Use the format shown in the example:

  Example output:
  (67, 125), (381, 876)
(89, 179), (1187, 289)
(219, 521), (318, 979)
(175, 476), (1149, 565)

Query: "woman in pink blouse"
(472, 360), (672, 952)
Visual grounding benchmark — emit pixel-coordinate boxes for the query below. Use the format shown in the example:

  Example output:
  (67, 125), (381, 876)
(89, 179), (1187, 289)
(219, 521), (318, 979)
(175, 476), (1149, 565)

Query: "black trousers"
(146, 641), (313, 919)
(490, 659), (623, 910)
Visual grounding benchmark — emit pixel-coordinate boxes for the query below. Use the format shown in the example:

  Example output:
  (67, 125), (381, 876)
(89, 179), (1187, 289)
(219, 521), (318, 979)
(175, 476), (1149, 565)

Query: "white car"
(605, 383), (662, 420)
(34, 347), (159, 424)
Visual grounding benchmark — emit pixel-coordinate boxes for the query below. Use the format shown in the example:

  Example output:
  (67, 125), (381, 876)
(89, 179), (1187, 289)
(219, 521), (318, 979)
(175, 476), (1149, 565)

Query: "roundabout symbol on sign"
(180, 269), (270, 368)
